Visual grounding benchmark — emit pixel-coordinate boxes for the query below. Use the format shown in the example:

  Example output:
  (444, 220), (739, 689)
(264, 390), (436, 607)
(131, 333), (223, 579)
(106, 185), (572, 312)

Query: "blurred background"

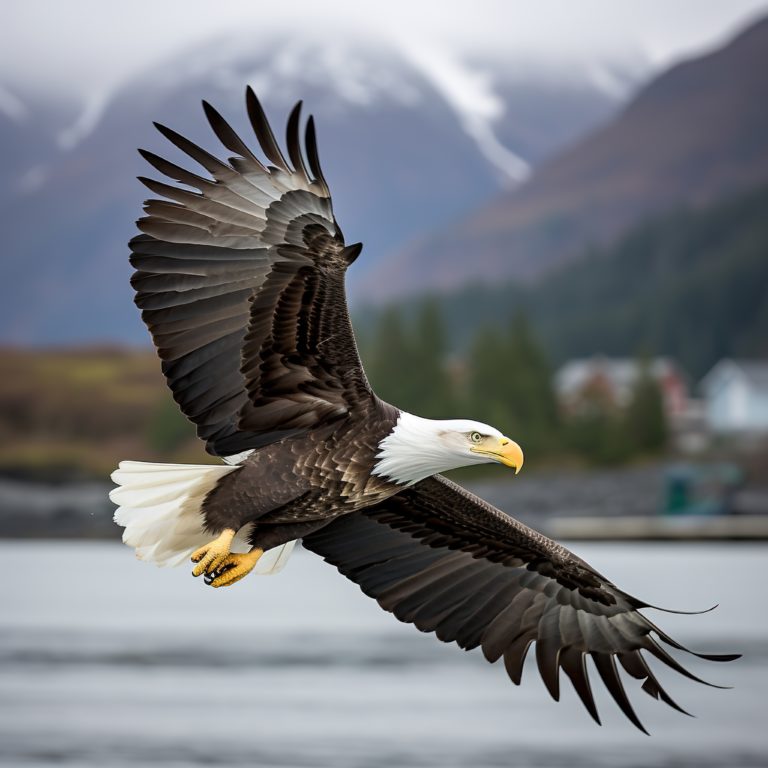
(2, 1), (768, 766)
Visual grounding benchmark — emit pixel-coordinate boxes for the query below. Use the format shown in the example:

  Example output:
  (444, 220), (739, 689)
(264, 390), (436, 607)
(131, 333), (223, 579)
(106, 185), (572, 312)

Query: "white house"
(700, 359), (768, 433)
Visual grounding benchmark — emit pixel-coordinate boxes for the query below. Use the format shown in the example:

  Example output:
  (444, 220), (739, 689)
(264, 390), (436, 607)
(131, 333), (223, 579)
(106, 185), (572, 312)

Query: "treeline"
(0, 330), (666, 480)
(359, 304), (667, 467)
(362, 183), (768, 382)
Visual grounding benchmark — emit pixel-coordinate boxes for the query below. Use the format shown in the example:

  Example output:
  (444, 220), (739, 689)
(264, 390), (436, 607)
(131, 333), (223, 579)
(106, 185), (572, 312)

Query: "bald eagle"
(111, 88), (736, 731)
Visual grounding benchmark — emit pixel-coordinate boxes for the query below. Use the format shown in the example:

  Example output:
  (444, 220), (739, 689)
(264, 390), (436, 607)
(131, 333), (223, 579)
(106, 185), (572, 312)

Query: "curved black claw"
(204, 561), (237, 585)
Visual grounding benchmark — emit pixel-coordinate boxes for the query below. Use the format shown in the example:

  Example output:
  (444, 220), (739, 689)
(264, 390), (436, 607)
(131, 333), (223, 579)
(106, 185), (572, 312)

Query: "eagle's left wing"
(131, 89), (372, 458)
(303, 474), (738, 731)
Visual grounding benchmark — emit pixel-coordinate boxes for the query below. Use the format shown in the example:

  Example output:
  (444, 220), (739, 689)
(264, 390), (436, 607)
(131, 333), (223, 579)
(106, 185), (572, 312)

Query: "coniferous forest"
(359, 308), (667, 468)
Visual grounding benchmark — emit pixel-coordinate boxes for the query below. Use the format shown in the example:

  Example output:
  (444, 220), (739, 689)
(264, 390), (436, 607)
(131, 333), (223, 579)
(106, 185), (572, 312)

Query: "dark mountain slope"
(372, 182), (768, 381)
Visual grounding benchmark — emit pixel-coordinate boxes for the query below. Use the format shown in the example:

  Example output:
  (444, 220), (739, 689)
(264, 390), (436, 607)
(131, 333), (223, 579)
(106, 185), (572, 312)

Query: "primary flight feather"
(111, 88), (737, 731)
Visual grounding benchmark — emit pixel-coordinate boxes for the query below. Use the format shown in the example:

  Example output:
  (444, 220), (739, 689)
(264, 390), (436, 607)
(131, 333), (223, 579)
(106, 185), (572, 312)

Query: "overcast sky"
(3, 0), (768, 103)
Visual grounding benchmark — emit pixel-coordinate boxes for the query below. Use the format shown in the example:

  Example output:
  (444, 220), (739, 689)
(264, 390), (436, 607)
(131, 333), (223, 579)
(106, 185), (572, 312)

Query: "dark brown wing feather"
(130, 88), (370, 456)
(303, 475), (738, 732)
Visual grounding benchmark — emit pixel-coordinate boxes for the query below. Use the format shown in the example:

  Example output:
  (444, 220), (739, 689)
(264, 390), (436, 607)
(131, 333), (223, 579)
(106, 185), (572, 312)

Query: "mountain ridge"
(0, 35), (630, 343)
(360, 15), (768, 300)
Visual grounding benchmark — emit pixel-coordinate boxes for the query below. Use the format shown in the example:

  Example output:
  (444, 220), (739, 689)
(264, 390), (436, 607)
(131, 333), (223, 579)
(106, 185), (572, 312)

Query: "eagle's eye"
(469, 431), (483, 444)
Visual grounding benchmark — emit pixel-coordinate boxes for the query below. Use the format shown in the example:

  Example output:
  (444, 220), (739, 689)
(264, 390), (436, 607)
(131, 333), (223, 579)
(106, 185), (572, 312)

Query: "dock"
(548, 514), (768, 541)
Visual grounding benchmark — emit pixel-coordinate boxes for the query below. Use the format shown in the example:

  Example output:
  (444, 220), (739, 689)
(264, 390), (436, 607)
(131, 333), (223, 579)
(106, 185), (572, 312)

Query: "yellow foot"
(191, 529), (236, 577)
(205, 549), (264, 588)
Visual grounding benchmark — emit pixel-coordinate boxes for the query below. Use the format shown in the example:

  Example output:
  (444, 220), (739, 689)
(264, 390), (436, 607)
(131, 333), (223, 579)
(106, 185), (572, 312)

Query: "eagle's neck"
(372, 411), (486, 486)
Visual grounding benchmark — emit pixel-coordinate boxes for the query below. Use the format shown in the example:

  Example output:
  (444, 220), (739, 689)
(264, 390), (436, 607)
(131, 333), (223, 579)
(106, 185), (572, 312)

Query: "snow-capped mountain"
(0, 34), (637, 343)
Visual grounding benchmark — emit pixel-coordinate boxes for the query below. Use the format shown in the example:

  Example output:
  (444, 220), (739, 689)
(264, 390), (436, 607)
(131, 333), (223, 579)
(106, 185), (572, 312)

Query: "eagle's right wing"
(303, 474), (739, 732)
(131, 89), (372, 457)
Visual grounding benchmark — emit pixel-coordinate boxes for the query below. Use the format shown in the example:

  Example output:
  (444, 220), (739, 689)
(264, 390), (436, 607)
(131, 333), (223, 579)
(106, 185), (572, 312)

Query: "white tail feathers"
(110, 460), (296, 574)
(111, 461), (239, 567)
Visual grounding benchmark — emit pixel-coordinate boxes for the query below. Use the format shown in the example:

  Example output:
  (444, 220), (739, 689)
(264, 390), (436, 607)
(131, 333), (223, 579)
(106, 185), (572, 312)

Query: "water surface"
(1, 541), (766, 768)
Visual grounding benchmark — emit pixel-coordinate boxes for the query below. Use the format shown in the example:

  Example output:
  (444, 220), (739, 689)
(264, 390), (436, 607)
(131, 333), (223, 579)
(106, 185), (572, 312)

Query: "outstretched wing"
(130, 88), (371, 457)
(303, 475), (738, 731)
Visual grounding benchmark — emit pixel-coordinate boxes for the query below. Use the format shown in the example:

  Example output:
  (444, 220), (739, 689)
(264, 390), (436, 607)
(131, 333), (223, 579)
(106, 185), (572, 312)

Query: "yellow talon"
(209, 549), (264, 588)
(191, 528), (236, 577)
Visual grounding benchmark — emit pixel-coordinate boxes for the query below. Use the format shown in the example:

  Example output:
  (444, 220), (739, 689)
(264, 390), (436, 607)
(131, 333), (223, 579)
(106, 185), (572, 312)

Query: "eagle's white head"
(373, 412), (524, 486)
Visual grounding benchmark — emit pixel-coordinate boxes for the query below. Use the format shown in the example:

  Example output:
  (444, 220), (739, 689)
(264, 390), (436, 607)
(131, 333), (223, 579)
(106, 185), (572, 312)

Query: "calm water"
(1, 540), (766, 768)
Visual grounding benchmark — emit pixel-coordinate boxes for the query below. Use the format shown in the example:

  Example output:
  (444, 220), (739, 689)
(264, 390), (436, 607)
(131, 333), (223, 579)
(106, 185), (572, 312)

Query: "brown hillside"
(0, 347), (209, 479)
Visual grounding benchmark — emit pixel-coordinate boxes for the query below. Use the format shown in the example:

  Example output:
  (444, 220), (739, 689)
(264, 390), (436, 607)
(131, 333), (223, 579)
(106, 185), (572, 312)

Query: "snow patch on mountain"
(57, 90), (111, 149)
(586, 59), (647, 100)
(207, 35), (427, 113)
(399, 41), (531, 183)
(0, 84), (28, 122)
(46, 32), (530, 181)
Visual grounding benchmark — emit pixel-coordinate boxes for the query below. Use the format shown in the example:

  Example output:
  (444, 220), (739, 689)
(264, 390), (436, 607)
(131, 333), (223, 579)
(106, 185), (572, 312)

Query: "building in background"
(700, 359), (768, 434)
(555, 357), (688, 421)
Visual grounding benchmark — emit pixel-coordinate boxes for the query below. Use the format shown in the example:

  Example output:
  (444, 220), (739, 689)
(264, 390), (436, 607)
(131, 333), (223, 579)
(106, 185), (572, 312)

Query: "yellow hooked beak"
(471, 436), (524, 474)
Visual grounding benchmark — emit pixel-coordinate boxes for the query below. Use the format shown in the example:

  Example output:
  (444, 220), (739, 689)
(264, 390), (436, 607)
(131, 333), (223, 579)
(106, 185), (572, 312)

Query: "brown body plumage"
(111, 89), (738, 732)
(201, 402), (401, 550)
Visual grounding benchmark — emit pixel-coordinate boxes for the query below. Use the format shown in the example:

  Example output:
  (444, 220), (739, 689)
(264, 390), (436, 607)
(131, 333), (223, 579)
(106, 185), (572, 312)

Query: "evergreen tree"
(409, 300), (454, 418)
(366, 302), (455, 416)
(367, 306), (417, 408)
(563, 381), (631, 465)
(506, 313), (559, 454)
(465, 313), (559, 460)
(625, 360), (668, 454)
(466, 328), (509, 427)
